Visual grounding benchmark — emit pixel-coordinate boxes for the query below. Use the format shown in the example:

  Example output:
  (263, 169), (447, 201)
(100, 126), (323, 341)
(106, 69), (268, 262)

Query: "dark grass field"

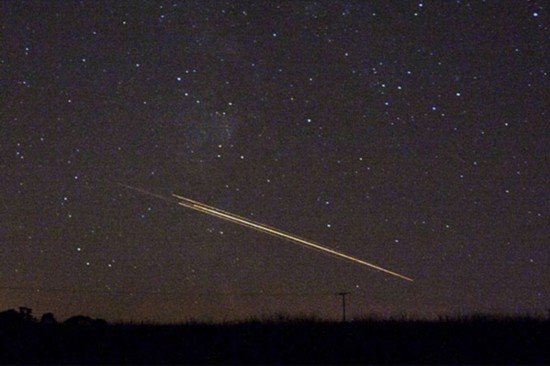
(1, 314), (549, 364)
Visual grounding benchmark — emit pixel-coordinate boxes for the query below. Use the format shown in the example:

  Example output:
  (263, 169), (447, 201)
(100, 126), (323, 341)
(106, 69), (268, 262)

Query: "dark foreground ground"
(1, 315), (549, 364)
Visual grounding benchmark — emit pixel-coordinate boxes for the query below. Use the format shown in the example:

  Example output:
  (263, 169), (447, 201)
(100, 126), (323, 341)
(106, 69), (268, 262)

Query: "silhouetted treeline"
(1, 307), (549, 364)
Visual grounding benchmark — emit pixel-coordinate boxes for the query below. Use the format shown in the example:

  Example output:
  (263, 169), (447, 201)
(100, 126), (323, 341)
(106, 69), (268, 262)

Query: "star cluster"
(1, 1), (548, 322)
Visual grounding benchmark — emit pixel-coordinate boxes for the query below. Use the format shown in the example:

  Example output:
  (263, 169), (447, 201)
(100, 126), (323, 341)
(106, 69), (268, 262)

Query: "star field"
(1, 1), (548, 322)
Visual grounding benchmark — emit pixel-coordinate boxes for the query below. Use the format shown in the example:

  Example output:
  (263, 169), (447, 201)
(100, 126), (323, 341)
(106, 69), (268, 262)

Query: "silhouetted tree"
(64, 315), (94, 326)
(0, 309), (22, 327)
(18, 307), (34, 321)
(40, 312), (57, 324)
(64, 315), (107, 327)
(0, 307), (37, 328)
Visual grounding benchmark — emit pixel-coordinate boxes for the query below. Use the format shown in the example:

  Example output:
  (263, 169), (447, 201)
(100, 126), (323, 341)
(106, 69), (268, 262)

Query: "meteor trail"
(173, 193), (414, 282)
(118, 183), (413, 282)
(117, 183), (177, 204)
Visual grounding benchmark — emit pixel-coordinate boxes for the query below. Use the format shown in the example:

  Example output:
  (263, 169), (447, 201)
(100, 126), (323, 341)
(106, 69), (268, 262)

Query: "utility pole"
(337, 292), (350, 322)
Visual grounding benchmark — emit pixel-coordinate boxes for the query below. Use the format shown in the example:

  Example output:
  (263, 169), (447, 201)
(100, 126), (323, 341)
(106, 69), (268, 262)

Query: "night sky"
(1, 1), (548, 323)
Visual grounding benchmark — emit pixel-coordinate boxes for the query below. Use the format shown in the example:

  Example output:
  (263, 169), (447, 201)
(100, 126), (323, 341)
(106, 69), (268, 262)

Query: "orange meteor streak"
(173, 193), (413, 282)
